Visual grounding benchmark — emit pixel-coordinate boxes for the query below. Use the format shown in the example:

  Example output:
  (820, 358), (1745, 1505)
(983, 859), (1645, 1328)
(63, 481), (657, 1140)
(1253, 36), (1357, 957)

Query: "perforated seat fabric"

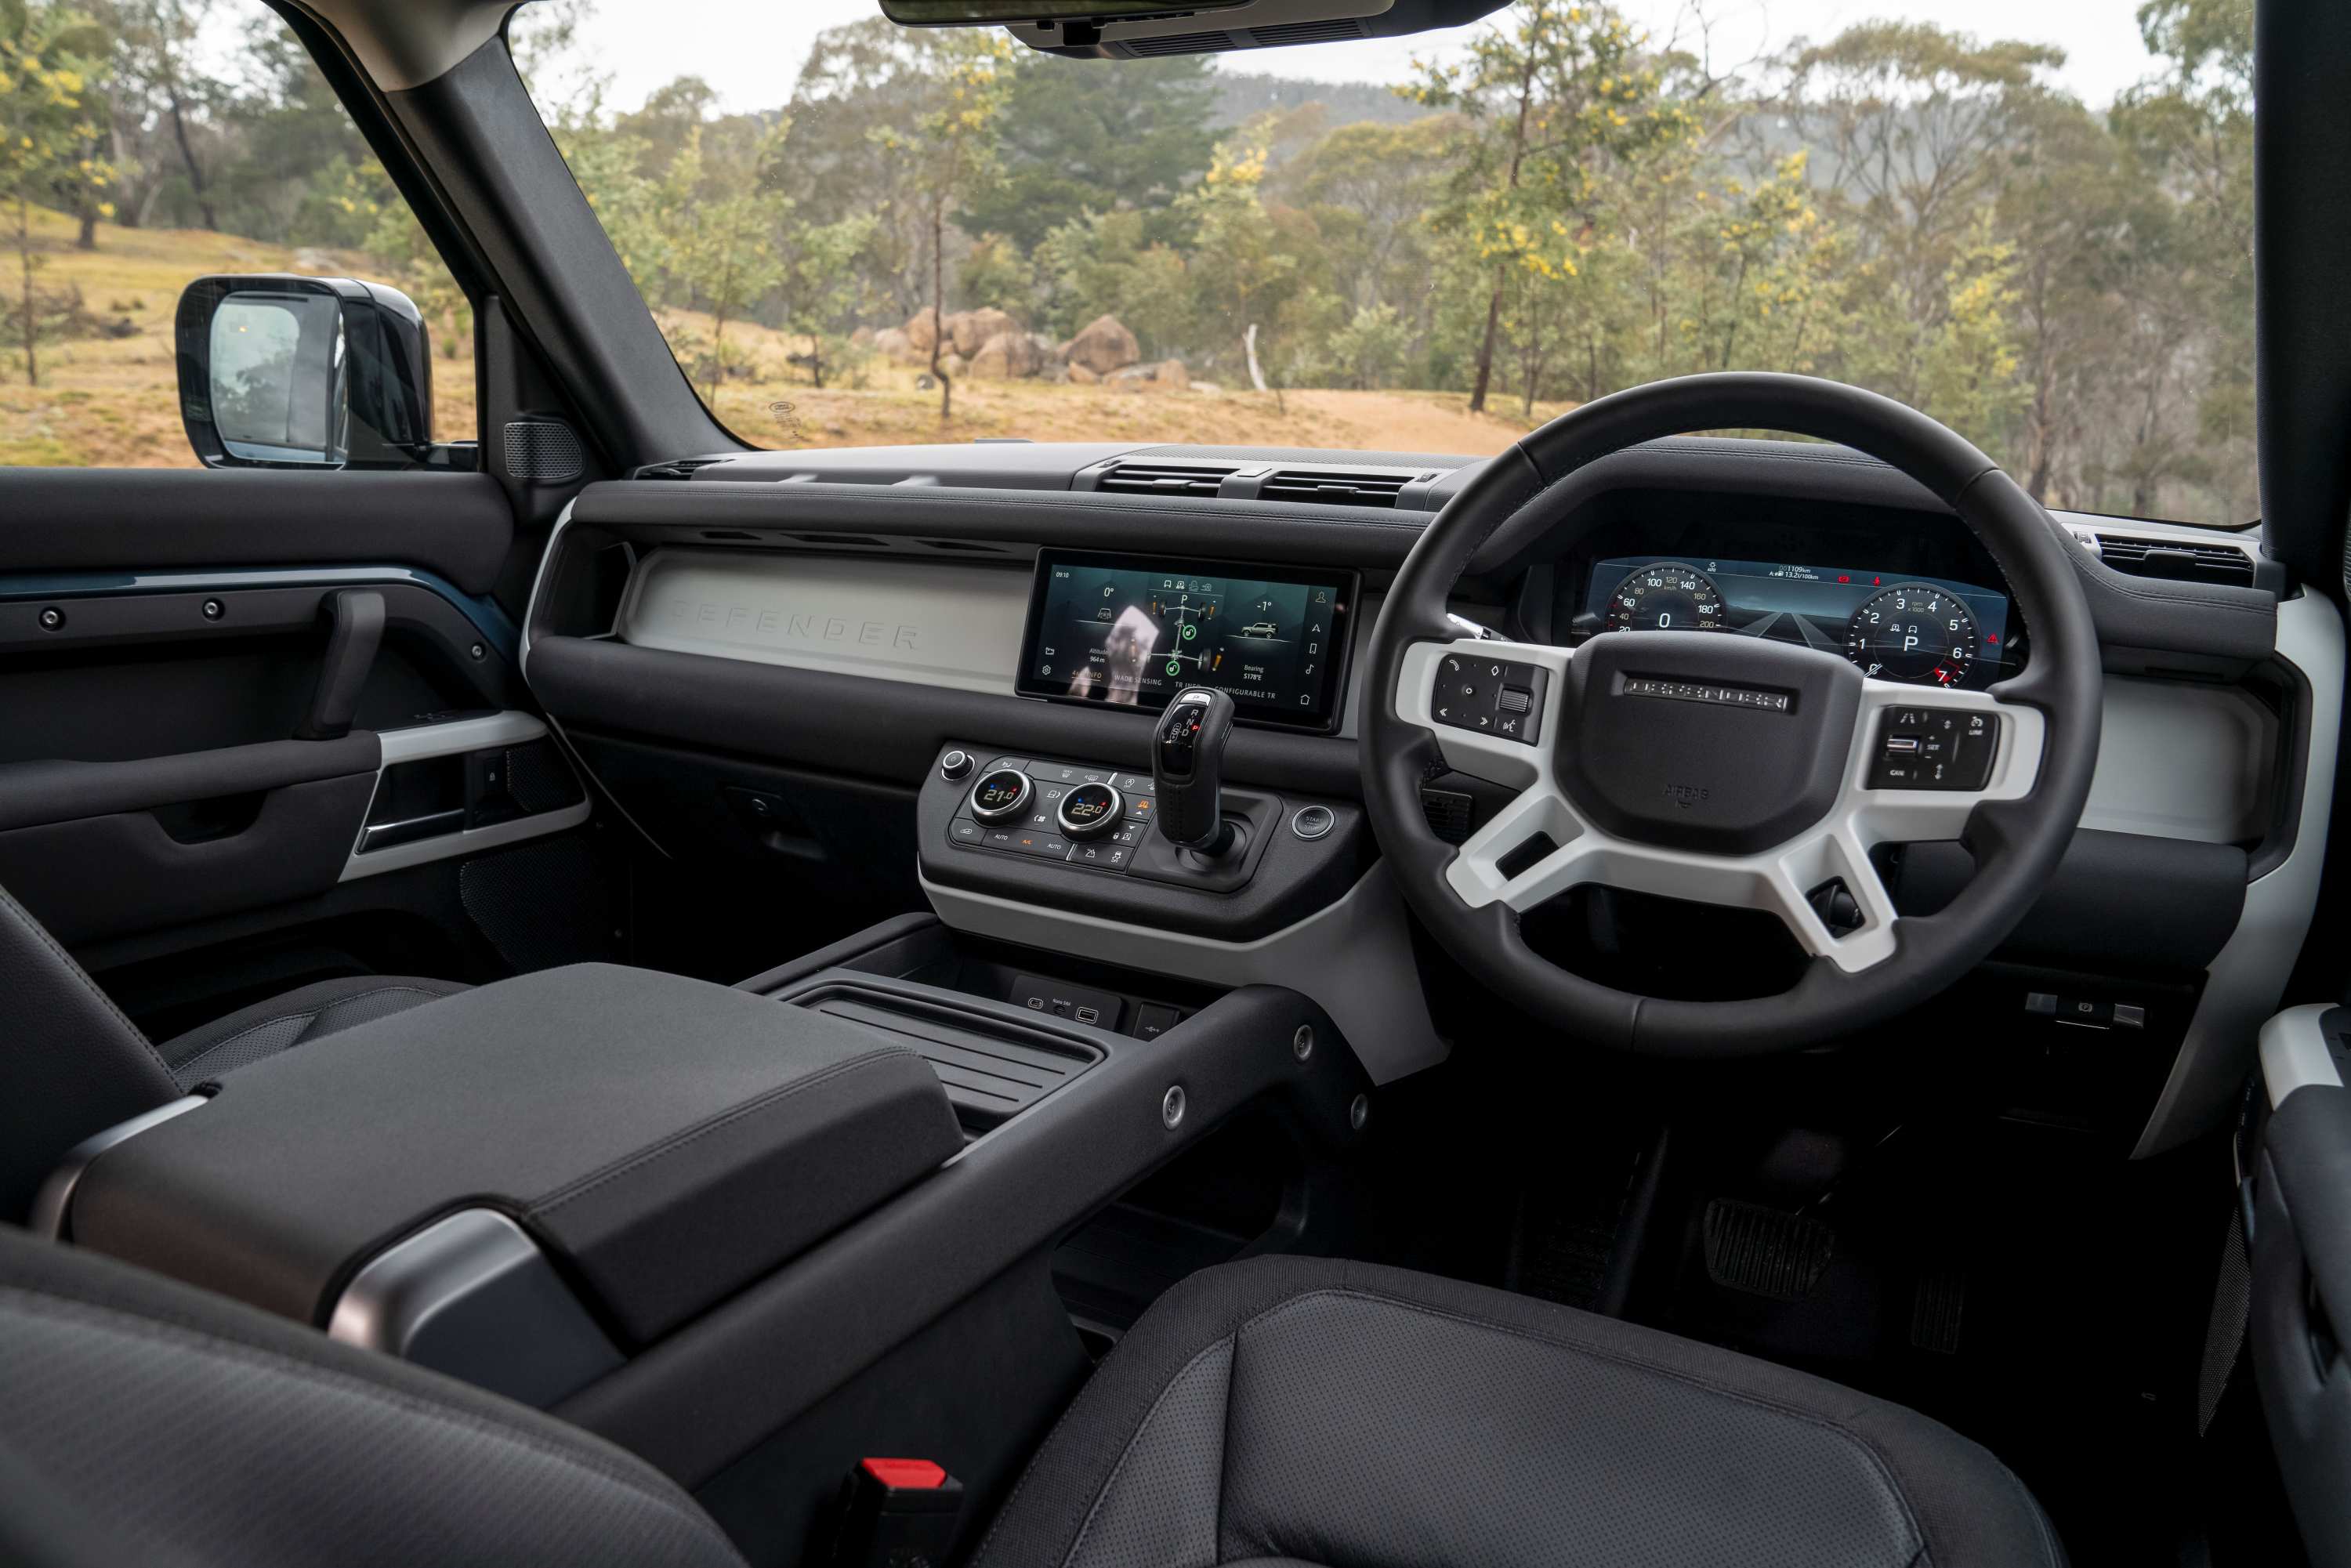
(0, 1224), (746, 1568)
(976, 1256), (2064, 1568)
(156, 975), (469, 1090)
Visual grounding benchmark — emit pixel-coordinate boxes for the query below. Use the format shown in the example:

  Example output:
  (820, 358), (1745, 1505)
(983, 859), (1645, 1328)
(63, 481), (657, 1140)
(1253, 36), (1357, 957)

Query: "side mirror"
(176, 275), (434, 469)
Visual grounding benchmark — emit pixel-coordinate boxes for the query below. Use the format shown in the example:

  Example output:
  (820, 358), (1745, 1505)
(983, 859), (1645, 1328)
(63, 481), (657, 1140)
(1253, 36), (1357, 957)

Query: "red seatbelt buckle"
(828, 1457), (965, 1568)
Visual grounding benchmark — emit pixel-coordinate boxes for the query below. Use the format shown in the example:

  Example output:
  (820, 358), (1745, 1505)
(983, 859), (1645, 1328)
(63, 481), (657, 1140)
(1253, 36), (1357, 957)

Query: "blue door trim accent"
(0, 567), (517, 657)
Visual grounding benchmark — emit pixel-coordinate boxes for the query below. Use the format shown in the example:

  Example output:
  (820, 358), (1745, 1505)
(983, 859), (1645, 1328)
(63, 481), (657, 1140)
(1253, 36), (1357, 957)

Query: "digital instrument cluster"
(1017, 551), (1357, 730)
(1580, 555), (2015, 690)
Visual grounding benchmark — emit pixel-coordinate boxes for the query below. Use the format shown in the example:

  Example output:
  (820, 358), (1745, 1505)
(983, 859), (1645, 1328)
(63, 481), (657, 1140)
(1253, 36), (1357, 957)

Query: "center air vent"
(2094, 534), (2258, 587)
(1121, 30), (1236, 56)
(1259, 469), (1411, 509)
(1095, 462), (1236, 498)
(1247, 18), (1367, 45)
(636, 458), (728, 481)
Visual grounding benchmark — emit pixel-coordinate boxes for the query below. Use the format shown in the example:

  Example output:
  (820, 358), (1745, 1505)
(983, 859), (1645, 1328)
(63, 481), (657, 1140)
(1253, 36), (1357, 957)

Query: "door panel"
(0, 470), (513, 592)
(2251, 1007), (2351, 1563)
(0, 465), (605, 1020)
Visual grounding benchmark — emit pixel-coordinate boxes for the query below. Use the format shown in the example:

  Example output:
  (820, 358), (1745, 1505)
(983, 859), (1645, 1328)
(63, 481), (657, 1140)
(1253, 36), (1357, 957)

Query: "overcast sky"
(521, 0), (2168, 117)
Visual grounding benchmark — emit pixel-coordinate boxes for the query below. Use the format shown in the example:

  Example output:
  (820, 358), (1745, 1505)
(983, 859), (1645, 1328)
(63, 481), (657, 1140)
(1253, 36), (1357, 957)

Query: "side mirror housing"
(176, 275), (436, 469)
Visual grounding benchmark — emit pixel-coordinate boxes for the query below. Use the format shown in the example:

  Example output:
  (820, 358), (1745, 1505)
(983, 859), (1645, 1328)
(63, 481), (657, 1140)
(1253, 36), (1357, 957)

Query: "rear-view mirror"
(175, 275), (435, 469)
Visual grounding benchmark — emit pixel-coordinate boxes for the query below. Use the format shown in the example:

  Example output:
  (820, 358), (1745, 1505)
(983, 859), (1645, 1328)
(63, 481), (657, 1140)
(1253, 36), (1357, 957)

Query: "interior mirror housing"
(975, 0), (1506, 57)
(175, 275), (435, 469)
(878, 0), (1247, 30)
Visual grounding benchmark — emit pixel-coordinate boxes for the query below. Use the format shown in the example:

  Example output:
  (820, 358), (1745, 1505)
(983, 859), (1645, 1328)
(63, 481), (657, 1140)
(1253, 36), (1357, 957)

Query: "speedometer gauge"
(1845, 585), (1978, 686)
(1603, 563), (1727, 633)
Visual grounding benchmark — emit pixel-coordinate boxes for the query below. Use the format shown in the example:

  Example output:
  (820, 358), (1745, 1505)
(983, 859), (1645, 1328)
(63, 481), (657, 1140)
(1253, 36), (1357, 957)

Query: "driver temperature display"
(1018, 552), (1356, 730)
(1583, 556), (2012, 690)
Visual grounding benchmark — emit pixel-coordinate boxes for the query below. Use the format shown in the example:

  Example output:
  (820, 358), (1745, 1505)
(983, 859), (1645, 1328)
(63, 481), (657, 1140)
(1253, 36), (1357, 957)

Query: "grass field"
(2, 203), (1571, 466)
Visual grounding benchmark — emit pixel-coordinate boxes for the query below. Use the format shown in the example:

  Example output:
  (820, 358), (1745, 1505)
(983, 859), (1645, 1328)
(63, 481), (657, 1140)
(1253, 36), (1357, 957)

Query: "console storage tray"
(66, 963), (962, 1347)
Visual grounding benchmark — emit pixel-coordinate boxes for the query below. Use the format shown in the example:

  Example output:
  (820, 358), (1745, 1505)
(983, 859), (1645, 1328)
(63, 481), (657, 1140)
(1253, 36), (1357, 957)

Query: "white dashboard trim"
(2134, 589), (2344, 1157)
(2260, 1003), (2344, 1110)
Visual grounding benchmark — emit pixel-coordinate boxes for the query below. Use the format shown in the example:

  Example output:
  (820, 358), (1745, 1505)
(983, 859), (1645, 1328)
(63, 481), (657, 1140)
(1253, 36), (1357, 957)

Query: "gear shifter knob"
(1152, 687), (1237, 854)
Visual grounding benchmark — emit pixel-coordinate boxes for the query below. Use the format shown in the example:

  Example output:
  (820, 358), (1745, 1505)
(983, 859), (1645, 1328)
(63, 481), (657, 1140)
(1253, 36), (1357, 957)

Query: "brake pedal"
(1703, 1199), (1835, 1301)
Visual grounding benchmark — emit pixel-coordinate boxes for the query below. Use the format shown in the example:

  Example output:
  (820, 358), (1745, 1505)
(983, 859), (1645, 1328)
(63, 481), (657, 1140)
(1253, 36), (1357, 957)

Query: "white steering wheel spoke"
(1393, 638), (2053, 978)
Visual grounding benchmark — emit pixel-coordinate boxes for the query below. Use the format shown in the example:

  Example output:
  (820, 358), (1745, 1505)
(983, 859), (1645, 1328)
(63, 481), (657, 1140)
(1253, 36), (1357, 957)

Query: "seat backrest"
(0, 1223), (746, 1568)
(0, 883), (179, 1223)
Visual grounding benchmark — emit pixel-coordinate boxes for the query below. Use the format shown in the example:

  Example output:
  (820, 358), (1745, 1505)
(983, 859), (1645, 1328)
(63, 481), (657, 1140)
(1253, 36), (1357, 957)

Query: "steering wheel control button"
(1057, 782), (1125, 838)
(1431, 655), (1548, 744)
(968, 768), (1034, 824)
(940, 749), (973, 781)
(1291, 804), (1336, 841)
(1868, 709), (1999, 790)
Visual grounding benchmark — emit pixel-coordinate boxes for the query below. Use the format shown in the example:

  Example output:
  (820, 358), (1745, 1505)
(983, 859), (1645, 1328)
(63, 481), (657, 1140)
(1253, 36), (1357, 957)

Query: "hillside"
(0, 206), (476, 468)
(2, 204), (1565, 467)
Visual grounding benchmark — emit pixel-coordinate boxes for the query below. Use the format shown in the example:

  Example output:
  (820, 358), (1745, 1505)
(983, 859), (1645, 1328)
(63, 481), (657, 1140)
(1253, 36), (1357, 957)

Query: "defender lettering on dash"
(663, 598), (920, 650)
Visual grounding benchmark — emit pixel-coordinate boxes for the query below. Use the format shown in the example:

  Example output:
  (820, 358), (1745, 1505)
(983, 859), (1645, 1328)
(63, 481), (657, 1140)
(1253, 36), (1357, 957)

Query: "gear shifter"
(1152, 687), (1237, 856)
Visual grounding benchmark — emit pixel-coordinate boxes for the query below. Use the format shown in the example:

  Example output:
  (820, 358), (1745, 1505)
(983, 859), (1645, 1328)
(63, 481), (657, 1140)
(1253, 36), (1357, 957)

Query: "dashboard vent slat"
(1096, 462), (1236, 498)
(1259, 469), (1411, 509)
(636, 458), (727, 481)
(1121, 30), (1235, 56)
(2094, 534), (2258, 588)
(1247, 18), (1366, 45)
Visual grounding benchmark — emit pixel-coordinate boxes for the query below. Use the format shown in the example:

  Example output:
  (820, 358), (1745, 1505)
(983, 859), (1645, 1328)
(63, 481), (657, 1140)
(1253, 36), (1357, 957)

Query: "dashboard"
(1577, 554), (2014, 690)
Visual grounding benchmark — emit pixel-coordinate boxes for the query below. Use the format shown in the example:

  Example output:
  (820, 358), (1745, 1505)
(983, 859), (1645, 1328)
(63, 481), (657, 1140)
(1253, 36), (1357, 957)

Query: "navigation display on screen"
(1018, 552), (1355, 730)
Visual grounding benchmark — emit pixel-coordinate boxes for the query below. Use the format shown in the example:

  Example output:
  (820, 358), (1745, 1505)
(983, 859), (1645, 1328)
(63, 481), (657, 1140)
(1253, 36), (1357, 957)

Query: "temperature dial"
(967, 768), (1034, 824)
(1056, 782), (1125, 839)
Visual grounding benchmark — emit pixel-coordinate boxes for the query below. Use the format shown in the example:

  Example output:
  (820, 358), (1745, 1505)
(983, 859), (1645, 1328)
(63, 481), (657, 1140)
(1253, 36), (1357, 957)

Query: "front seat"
(0, 1231), (2063, 1567)
(0, 882), (464, 1222)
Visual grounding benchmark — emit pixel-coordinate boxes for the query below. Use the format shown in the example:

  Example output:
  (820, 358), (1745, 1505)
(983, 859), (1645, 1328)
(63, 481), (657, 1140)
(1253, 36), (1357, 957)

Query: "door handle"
(295, 589), (386, 741)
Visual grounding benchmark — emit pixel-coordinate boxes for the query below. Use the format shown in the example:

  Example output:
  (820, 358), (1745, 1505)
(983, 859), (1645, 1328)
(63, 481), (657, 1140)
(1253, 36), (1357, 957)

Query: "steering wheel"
(1359, 373), (2103, 1056)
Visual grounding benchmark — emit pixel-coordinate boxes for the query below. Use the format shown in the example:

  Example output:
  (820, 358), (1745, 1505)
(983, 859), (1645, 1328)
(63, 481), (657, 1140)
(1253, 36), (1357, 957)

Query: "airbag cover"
(1556, 632), (1862, 853)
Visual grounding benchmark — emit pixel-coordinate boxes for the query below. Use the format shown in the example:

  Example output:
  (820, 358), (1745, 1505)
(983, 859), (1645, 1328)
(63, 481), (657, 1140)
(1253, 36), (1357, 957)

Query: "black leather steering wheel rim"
(1358, 372), (2103, 1057)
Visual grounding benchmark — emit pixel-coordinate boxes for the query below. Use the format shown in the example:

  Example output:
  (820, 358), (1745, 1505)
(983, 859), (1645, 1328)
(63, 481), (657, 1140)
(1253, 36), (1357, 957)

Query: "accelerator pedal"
(1703, 1199), (1835, 1302)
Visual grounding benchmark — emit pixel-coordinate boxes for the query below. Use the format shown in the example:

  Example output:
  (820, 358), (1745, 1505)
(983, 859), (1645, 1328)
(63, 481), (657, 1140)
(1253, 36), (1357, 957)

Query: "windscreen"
(512, 0), (2256, 527)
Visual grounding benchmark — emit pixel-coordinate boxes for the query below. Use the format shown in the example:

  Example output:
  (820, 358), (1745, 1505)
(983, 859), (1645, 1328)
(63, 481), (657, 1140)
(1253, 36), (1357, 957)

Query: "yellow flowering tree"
(1407, 0), (1691, 411)
(1, 0), (111, 385)
(874, 30), (1012, 421)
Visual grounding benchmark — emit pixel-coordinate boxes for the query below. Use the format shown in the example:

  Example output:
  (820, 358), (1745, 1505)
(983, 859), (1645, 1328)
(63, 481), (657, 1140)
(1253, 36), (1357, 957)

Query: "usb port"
(1883, 736), (1922, 753)
(1074, 1005), (1101, 1026)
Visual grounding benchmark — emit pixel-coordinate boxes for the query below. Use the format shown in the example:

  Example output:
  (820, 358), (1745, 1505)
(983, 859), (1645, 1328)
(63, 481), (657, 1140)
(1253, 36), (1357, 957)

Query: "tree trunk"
(1469, 51), (1540, 416)
(1244, 322), (1268, 393)
(166, 85), (217, 230)
(17, 197), (38, 388)
(1468, 278), (1504, 415)
(930, 198), (952, 422)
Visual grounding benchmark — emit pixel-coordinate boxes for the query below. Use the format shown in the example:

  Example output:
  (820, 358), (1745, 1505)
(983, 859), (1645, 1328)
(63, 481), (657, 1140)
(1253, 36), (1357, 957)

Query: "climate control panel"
(945, 757), (1158, 874)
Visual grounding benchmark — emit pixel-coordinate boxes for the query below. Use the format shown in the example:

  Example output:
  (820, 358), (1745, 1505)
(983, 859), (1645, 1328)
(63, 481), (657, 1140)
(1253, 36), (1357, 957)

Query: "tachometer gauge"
(1845, 585), (1978, 686)
(1602, 563), (1728, 633)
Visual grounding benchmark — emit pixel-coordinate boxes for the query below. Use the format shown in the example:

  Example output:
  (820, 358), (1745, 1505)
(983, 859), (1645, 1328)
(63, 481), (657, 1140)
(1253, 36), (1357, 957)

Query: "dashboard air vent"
(1248, 18), (1366, 45)
(1096, 462), (1235, 498)
(1121, 30), (1235, 56)
(636, 458), (727, 481)
(1259, 469), (1411, 509)
(2094, 534), (2258, 587)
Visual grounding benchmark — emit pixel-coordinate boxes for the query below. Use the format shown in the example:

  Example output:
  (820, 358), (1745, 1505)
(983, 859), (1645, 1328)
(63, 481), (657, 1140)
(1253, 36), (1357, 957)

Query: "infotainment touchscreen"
(1016, 552), (1357, 731)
